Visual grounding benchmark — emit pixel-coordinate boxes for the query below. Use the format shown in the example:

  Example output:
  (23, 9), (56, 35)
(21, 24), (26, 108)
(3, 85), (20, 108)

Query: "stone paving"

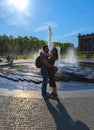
(0, 59), (94, 130)
(0, 91), (94, 130)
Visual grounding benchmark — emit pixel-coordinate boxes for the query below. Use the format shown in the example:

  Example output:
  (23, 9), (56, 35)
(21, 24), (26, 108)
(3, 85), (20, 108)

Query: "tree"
(0, 34), (75, 55)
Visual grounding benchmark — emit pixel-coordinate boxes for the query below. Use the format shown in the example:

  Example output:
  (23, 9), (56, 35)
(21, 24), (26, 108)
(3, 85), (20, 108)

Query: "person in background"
(10, 54), (14, 68)
(6, 54), (11, 65)
(40, 45), (54, 97)
(48, 47), (59, 98)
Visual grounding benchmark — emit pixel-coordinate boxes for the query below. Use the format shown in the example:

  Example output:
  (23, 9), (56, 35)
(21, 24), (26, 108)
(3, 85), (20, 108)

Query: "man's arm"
(42, 59), (54, 68)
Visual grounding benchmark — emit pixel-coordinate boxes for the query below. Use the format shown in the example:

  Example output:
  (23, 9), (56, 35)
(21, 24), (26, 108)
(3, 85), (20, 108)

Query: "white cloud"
(54, 27), (94, 39)
(34, 21), (58, 32)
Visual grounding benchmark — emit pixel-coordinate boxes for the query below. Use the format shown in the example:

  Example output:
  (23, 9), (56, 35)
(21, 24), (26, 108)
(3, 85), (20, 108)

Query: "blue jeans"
(41, 72), (48, 96)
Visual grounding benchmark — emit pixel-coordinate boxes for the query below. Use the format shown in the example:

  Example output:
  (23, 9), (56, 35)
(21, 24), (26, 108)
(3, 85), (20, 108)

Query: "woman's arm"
(42, 59), (54, 68)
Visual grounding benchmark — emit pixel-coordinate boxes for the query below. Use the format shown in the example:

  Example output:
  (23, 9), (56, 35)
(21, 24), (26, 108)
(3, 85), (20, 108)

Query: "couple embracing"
(40, 45), (58, 98)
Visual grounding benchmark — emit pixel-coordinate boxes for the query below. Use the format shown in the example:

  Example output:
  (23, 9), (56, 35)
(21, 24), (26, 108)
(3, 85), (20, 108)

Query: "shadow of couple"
(44, 98), (90, 130)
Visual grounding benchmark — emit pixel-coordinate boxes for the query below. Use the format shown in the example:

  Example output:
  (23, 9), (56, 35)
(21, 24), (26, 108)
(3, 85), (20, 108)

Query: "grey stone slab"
(0, 94), (93, 130)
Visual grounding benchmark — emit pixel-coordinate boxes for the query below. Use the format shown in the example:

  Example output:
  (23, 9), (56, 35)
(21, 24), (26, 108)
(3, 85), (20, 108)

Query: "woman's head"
(50, 47), (58, 60)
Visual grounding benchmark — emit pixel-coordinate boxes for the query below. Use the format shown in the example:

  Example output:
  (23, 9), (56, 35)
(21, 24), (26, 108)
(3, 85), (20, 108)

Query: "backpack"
(35, 56), (42, 68)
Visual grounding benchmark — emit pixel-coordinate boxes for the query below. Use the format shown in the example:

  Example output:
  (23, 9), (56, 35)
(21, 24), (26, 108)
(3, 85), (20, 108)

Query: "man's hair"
(43, 45), (48, 51)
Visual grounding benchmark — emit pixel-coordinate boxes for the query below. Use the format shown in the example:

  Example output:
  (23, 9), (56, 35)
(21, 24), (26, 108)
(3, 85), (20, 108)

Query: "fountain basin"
(0, 59), (94, 92)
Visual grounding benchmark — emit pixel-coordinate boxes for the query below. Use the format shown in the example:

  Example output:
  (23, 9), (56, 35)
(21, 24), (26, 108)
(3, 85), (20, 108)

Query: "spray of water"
(64, 48), (77, 64)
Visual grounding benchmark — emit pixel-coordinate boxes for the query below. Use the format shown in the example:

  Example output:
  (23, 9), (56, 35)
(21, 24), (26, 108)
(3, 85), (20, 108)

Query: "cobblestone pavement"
(0, 95), (94, 130)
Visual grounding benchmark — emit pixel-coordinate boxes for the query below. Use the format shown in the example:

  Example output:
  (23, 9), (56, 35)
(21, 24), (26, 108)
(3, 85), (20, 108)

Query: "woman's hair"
(53, 47), (58, 60)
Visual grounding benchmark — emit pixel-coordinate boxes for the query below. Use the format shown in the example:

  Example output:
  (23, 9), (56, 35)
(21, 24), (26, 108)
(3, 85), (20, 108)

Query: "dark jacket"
(40, 52), (48, 74)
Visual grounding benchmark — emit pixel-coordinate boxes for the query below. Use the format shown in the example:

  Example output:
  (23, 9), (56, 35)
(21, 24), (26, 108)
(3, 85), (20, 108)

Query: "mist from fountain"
(47, 28), (94, 84)
(48, 26), (78, 68)
(64, 48), (78, 64)
(47, 25), (80, 79)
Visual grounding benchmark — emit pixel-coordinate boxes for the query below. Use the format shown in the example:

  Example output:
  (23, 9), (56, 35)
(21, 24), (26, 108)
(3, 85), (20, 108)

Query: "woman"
(48, 47), (58, 98)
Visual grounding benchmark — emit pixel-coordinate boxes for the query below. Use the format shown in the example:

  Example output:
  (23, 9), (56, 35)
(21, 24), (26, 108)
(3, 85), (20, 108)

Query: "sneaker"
(49, 93), (58, 98)
(49, 92), (54, 95)
(42, 92), (49, 99)
(46, 92), (49, 96)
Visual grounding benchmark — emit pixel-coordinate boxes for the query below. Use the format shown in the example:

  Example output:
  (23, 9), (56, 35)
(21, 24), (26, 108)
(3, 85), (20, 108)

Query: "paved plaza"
(0, 90), (94, 130)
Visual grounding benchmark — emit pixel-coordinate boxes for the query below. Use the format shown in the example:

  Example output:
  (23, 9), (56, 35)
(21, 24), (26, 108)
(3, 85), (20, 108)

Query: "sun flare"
(9, 0), (29, 11)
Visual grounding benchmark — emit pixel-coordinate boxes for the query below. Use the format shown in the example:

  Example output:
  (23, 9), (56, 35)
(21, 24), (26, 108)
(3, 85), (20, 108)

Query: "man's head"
(43, 45), (49, 54)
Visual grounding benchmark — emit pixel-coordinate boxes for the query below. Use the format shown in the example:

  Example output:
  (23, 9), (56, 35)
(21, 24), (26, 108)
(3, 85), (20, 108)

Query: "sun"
(9, 0), (29, 12)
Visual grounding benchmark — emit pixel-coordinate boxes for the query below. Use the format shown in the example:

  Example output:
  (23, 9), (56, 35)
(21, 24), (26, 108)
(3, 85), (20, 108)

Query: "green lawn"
(1, 53), (94, 60)
(61, 54), (94, 59)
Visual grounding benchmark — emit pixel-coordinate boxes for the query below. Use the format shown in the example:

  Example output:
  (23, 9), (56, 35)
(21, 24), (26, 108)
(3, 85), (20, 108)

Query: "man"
(40, 45), (54, 97)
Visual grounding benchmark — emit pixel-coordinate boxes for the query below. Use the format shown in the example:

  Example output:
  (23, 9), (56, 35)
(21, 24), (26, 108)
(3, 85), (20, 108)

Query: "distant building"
(78, 33), (94, 53)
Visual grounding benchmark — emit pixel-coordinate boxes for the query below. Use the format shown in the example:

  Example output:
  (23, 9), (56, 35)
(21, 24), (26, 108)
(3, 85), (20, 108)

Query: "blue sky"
(0, 0), (94, 47)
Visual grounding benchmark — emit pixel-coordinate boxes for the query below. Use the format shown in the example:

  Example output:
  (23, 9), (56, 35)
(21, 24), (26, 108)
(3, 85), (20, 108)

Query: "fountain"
(48, 26), (61, 66)
(48, 25), (53, 50)
(0, 26), (94, 94)
(47, 26), (94, 87)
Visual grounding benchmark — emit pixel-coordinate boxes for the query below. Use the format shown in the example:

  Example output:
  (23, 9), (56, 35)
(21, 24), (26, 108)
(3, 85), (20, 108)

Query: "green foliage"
(0, 55), (2, 58)
(77, 54), (94, 59)
(61, 53), (94, 59)
(54, 42), (74, 54)
(0, 34), (75, 56)
(17, 55), (24, 59)
(61, 54), (66, 58)
(0, 35), (46, 54)
(15, 54), (34, 59)
(76, 54), (86, 59)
